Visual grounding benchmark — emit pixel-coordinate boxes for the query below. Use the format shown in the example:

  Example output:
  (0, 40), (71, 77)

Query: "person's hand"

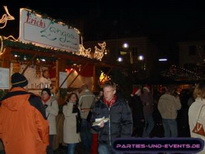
(81, 108), (90, 113)
(99, 121), (104, 128)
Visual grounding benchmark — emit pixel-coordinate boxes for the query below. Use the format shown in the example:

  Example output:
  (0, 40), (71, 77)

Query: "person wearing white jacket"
(63, 92), (81, 154)
(41, 88), (59, 154)
(189, 82), (205, 154)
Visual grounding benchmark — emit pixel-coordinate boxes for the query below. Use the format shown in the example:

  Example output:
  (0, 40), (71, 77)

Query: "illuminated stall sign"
(19, 8), (79, 52)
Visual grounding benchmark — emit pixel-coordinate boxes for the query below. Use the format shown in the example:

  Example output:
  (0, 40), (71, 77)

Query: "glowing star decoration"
(77, 44), (92, 58)
(94, 42), (107, 61)
(99, 71), (110, 85)
(0, 6), (15, 29)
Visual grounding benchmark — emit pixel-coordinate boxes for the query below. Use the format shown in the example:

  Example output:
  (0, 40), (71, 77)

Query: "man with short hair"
(0, 72), (49, 154)
(91, 81), (133, 154)
(158, 85), (181, 137)
(78, 84), (95, 154)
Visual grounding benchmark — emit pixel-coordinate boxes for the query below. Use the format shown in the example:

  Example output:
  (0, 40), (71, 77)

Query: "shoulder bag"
(192, 105), (205, 136)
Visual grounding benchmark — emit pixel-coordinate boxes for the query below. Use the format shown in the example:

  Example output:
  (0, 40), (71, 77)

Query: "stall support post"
(0, 47), (11, 68)
(67, 63), (88, 88)
(55, 59), (66, 94)
(21, 55), (37, 75)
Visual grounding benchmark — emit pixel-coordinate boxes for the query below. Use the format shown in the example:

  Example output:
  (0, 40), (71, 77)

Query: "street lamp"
(117, 57), (123, 62)
(122, 43), (129, 49)
(122, 42), (133, 64)
(138, 55), (144, 61)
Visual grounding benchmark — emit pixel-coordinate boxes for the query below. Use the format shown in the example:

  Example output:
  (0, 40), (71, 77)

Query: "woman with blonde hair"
(188, 82), (205, 153)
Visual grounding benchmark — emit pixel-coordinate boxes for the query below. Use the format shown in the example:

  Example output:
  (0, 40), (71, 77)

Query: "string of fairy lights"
(0, 6), (107, 61)
(162, 65), (202, 80)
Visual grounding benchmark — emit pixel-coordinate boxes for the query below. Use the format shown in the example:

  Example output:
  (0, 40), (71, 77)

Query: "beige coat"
(78, 89), (95, 119)
(158, 93), (181, 119)
(63, 102), (81, 144)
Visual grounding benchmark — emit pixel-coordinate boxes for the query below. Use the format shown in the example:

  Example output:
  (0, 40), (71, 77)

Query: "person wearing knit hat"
(0, 73), (49, 154)
(41, 88), (59, 154)
(11, 72), (28, 88)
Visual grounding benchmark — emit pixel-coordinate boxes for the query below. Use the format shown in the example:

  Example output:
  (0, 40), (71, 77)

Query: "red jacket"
(0, 87), (49, 154)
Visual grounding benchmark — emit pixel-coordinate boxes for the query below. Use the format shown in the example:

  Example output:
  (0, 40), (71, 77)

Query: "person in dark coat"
(91, 81), (133, 154)
(140, 86), (155, 137)
(128, 88), (144, 137)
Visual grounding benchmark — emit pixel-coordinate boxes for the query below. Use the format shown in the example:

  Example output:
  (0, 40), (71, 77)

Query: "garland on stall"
(3, 39), (76, 56)
(3, 38), (107, 61)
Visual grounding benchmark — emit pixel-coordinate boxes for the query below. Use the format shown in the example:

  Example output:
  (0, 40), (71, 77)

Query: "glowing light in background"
(117, 57), (123, 62)
(158, 58), (168, 62)
(122, 43), (129, 49)
(138, 55), (144, 61)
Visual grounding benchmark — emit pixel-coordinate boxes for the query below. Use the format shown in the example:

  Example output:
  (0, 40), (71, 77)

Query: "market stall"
(0, 7), (110, 101)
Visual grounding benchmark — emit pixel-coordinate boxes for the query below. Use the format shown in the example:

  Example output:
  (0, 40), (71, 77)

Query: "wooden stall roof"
(2, 38), (126, 69)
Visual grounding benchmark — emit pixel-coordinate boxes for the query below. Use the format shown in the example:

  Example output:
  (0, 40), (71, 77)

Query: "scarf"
(72, 103), (79, 113)
(71, 102), (81, 133)
(103, 95), (117, 107)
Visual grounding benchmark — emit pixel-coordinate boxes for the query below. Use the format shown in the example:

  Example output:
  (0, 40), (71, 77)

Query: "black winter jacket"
(91, 96), (133, 145)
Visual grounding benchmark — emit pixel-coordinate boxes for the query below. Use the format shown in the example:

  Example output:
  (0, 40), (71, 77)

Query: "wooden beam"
(67, 63), (89, 88)
(0, 47), (11, 68)
(56, 69), (74, 94)
(7, 47), (97, 64)
(21, 54), (37, 75)
(7, 47), (126, 69)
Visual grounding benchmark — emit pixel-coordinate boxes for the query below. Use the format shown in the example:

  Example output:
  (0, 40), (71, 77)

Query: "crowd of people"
(1, 72), (205, 154)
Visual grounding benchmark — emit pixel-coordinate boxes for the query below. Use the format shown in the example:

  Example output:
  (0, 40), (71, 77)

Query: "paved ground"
(54, 143), (82, 154)
(53, 123), (190, 154)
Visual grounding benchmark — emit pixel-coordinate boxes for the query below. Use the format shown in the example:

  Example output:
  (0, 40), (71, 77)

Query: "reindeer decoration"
(77, 44), (92, 58)
(94, 42), (107, 61)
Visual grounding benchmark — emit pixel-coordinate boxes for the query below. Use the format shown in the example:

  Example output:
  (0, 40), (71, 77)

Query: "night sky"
(1, 0), (205, 42)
